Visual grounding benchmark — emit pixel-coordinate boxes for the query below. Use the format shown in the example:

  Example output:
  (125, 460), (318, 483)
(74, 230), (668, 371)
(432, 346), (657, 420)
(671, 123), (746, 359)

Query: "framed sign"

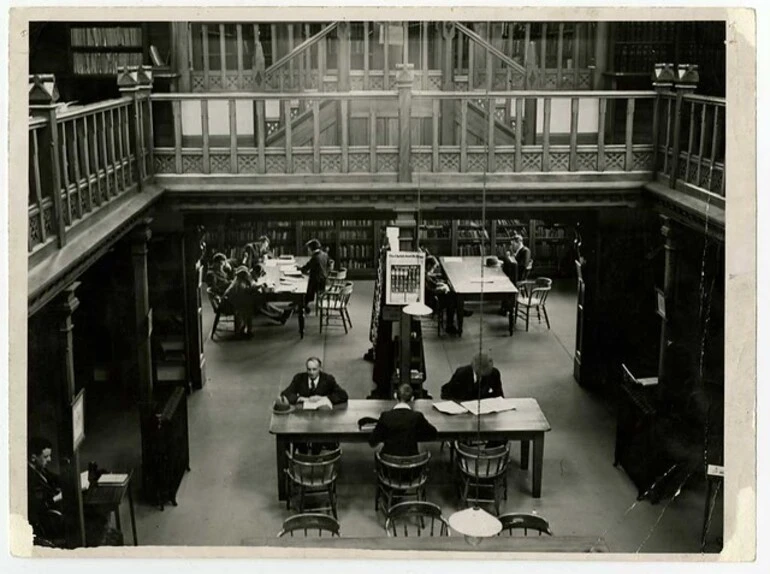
(385, 251), (426, 306)
(72, 388), (86, 450)
(655, 288), (666, 319)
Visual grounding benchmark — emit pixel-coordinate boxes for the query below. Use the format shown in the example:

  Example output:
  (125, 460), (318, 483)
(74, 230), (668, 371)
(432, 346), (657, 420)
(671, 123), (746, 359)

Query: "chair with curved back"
(498, 513), (553, 536)
(318, 281), (354, 334)
(454, 441), (510, 515)
(277, 513), (341, 537)
(285, 448), (341, 519)
(206, 288), (236, 340)
(515, 277), (552, 331)
(375, 451), (431, 515)
(384, 501), (450, 537)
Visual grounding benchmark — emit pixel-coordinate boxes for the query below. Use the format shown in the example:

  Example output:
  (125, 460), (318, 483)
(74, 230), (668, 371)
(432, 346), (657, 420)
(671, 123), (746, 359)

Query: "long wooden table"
(269, 399), (550, 501)
(439, 256), (518, 336)
(257, 257), (309, 338)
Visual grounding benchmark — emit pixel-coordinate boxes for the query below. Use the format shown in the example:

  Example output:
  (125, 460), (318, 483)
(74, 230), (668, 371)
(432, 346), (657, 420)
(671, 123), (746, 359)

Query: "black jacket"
(281, 371), (348, 405)
(502, 246), (532, 283)
(440, 365), (504, 402)
(369, 407), (438, 456)
(27, 465), (61, 534)
(300, 250), (330, 289)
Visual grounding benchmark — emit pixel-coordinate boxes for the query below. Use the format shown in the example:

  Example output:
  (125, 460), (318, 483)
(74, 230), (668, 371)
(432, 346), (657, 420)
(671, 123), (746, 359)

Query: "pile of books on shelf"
(419, 221), (451, 240)
(72, 52), (144, 75)
(70, 26), (142, 48)
(339, 244), (372, 259)
(339, 230), (370, 241)
(340, 219), (371, 227)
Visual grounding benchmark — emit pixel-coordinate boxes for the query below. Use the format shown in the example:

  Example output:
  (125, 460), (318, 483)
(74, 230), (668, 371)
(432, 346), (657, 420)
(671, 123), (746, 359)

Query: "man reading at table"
(440, 352), (504, 401)
(279, 356), (349, 407)
(369, 384), (437, 456)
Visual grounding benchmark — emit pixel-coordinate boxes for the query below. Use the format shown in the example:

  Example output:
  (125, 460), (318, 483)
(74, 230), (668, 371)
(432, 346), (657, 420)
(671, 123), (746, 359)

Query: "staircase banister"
(150, 89), (398, 101)
(454, 22), (526, 74)
(264, 22), (338, 77)
(413, 89), (658, 100)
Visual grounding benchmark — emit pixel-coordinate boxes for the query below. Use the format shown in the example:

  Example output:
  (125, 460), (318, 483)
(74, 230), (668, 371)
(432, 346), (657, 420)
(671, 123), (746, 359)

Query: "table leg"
(277, 436), (289, 501)
(113, 507), (122, 539)
(298, 305), (305, 339)
(128, 485), (138, 546)
(457, 296), (465, 335)
(508, 301), (515, 336)
(532, 433), (544, 498)
(520, 440), (530, 470)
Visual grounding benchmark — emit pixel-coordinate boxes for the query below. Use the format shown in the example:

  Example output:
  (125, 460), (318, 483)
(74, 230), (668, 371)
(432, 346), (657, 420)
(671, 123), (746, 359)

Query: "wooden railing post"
(337, 21), (350, 92)
(396, 63), (414, 183)
(29, 74), (66, 247)
(441, 23), (457, 145)
(652, 63), (677, 181)
(118, 65), (154, 190)
(669, 64), (699, 188)
(172, 22), (191, 91)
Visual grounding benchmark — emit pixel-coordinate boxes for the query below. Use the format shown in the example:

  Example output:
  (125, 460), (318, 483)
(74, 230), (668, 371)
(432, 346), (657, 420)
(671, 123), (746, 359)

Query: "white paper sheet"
(432, 401), (469, 415)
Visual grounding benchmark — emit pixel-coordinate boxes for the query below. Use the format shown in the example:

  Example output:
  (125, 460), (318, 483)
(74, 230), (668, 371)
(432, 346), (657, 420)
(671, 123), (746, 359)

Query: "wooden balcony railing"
(656, 92), (725, 200)
(28, 72), (153, 255)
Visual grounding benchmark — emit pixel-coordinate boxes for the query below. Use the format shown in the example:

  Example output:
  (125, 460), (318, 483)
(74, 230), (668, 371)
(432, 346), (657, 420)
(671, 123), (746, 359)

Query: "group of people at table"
(424, 232), (531, 335)
(206, 236), (330, 338)
(276, 352), (505, 456)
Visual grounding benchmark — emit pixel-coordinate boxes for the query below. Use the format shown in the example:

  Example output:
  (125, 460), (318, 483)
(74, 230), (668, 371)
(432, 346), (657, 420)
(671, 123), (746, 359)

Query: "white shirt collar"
(393, 403), (411, 410)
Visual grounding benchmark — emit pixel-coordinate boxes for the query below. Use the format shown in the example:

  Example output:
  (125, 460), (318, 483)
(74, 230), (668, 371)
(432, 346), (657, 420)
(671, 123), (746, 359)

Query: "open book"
(300, 396), (334, 411)
(433, 397), (518, 416)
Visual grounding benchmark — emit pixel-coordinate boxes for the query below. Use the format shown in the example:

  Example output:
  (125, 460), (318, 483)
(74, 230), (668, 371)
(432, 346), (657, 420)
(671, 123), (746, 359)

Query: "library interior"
(21, 19), (726, 553)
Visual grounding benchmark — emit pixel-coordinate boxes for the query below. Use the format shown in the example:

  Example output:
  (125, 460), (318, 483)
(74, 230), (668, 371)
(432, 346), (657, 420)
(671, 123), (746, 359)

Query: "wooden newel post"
(657, 215), (679, 388)
(29, 74), (66, 247)
(396, 63), (414, 183)
(337, 21), (351, 92)
(55, 282), (86, 548)
(669, 64), (699, 189)
(118, 65), (154, 189)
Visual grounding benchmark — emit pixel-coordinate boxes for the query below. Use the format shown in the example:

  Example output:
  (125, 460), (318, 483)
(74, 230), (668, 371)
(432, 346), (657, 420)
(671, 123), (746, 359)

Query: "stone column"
(54, 283), (86, 548)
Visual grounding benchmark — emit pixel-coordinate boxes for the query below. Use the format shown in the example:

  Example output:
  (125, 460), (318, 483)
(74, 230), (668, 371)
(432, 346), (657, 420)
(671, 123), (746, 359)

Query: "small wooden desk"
(269, 399), (551, 501)
(256, 257), (310, 338)
(82, 470), (138, 546)
(440, 256), (518, 336)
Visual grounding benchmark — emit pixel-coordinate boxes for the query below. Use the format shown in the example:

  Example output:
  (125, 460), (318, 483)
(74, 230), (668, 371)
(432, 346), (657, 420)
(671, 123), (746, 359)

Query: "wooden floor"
(77, 279), (722, 552)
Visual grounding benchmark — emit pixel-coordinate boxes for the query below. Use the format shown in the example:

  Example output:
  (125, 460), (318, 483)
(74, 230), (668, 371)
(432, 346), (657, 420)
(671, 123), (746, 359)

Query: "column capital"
(130, 218), (153, 244)
(57, 281), (81, 317)
(659, 215), (680, 249)
(442, 22), (456, 40)
(395, 63), (415, 86)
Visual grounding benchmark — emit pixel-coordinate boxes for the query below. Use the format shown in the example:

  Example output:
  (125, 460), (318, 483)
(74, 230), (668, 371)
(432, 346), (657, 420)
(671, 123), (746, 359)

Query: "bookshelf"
(68, 23), (148, 76)
(611, 22), (675, 75)
(529, 219), (572, 276)
(455, 220), (491, 256)
(418, 219), (452, 256)
(337, 219), (378, 273)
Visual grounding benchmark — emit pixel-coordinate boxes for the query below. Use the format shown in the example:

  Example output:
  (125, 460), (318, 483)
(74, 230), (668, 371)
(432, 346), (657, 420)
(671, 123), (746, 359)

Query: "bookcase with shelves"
(528, 219), (573, 277)
(68, 23), (149, 76)
(611, 22), (675, 75)
(455, 220), (491, 256)
(418, 219), (452, 256)
(337, 219), (378, 275)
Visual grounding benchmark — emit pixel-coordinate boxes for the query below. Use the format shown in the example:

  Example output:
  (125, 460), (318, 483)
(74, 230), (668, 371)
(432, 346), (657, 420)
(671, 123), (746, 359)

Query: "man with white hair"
(440, 352), (504, 401)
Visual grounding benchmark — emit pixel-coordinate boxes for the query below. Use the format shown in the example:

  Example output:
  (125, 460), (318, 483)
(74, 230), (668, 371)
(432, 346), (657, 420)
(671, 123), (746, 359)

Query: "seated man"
(223, 266), (258, 338)
(27, 436), (63, 541)
(425, 256), (459, 335)
(369, 384), (437, 456)
(440, 352), (504, 401)
(205, 253), (233, 297)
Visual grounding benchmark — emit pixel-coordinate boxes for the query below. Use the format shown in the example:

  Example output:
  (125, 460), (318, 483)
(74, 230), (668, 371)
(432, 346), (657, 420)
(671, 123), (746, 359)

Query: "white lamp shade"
(403, 301), (434, 317)
(448, 506), (502, 541)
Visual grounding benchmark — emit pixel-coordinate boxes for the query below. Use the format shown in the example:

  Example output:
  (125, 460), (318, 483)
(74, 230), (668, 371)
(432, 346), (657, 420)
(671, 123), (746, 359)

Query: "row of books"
(70, 26), (142, 48)
(339, 230), (372, 241)
(615, 22), (676, 43)
(266, 231), (292, 242)
(614, 45), (673, 73)
(532, 222), (567, 239)
(302, 231), (335, 243)
(338, 244), (374, 259)
(457, 229), (490, 240)
(339, 259), (373, 270)
(72, 52), (144, 75)
(300, 219), (335, 228)
(339, 219), (372, 227)
(267, 221), (294, 229)
(458, 244), (484, 256)
(534, 243), (569, 260)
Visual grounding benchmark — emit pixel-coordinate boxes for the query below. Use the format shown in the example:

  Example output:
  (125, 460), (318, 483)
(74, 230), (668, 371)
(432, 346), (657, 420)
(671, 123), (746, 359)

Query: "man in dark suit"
(28, 436), (63, 539)
(369, 384), (437, 456)
(440, 353), (504, 402)
(501, 232), (532, 314)
(300, 238), (330, 313)
(280, 356), (349, 406)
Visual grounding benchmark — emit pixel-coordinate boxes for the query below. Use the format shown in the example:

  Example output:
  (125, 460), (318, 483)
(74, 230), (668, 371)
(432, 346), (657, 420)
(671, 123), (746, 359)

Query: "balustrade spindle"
(556, 23), (564, 89)
(486, 44), (493, 92)
(487, 96), (495, 171)
(457, 28), (464, 81)
(173, 100), (182, 173)
(402, 22), (409, 65)
(569, 97), (579, 171)
(625, 98), (635, 171)
(229, 99), (238, 173)
(540, 24), (547, 82)
(89, 115), (102, 205)
(145, 94), (154, 177)
(708, 105), (720, 191)
(460, 98), (468, 171)
(432, 99), (440, 172)
(256, 98), (266, 173)
(422, 22), (429, 90)
(363, 22), (370, 89)
(685, 101), (696, 180)
(542, 97), (552, 171)
(369, 100), (376, 173)
(236, 25), (244, 89)
(305, 24), (312, 90)
(219, 24), (227, 88)
(99, 111), (111, 196)
(341, 99), (349, 173)
(60, 123), (71, 198)
(597, 98), (607, 172)
(202, 24), (210, 90)
(670, 91), (685, 187)
(122, 106), (133, 187)
(651, 95), (660, 175)
(108, 109), (120, 193)
(514, 97), (523, 172)
(663, 97), (672, 176)
(201, 99), (210, 174)
(284, 99), (293, 173)
(31, 129), (46, 239)
(319, 32), (327, 90)
(271, 25), (278, 69)
(114, 107), (125, 190)
(384, 25), (391, 89)
(524, 24), (531, 75)
(289, 25), (296, 90)
(68, 121), (82, 214)
(696, 103), (707, 186)
(77, 118), (91, 211)
(468, 32), (475, 90)
(313, 100), (321, 173)
(574, 23), (582, 88)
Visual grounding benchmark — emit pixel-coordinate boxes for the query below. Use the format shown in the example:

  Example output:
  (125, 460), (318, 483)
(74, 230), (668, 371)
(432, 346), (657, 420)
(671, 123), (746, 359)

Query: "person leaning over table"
(223, 266), (258, 338)
(205, 252), (233, 297)
(251, 263), (293, 325)
(299, 238), (330, 314)
(440, 352), (504, 402)
(369, 383), (437, 456)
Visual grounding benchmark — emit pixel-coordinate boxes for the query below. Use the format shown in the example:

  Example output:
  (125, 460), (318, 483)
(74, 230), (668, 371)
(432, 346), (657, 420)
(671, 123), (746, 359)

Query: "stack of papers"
(301, 397), (334, 411)
(98, 473), (129, 485)
(433, 397), (518, 416)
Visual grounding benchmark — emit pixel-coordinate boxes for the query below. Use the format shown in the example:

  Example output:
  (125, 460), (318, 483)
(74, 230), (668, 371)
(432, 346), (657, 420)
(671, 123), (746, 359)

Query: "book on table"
(97, 473), (129, 486)
(300, 397), (334, 411)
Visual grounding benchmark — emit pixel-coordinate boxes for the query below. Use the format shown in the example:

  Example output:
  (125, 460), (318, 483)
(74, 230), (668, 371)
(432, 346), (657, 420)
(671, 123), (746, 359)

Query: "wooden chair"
(277, 513), (341, 538)
(498, 513), (553, 536)
(385, 501), (450, 537)
(285, 448), (341, 519)
(375, 451), (431, 515)
(206, 288), (235, 340)
(454, 441), (510, 515)
(515, 277), (552, 331)
(318, 281), (354, 334)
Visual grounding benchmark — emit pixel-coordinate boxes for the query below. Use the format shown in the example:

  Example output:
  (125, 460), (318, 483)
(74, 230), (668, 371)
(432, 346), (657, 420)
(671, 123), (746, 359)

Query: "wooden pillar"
(669, 64), (699, 188)
(337, 21), (350, 92)
(523, 41), (538, 145)
(117, 66), (154, 189)
(399, 310), (412, 390)
(172, 22), (191, 91)
(183, 222), (206, 390)
(658, 216), (679, 388)
(55, 283), (86, 548)
(131, 220), (154, 409)
(396, 63), (414, 183)
(441, 23), (456, 145)
(592, 22), (609, 90)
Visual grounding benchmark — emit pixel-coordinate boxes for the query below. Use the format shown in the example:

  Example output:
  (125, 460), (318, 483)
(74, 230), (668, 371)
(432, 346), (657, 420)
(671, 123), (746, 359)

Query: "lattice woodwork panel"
(549, 153), (570, 171)
(521, 153), (542, 172)
(61, 194), (71, 226)
(541, 73), (557, 89)
(238, 154), (259, 173)
(80, 185), (91, 214)
(428, 75), (442, 90)
(266, 121), (280, 137)
(99, 175), (110, 202)
(290, 107), (300, 120)
(577, 152), (597, 171)
(209, 76), (223, 90)
(154, 154), (175, 174)
(510, 75), (525, 89)
(496, 153), (514, 172)
(43, 205), (54, 237)
(29, 212), (41, 249)
(439, 152), (460, 172)
(370, 76), (384, 90)
(454, 81), (469, 92)
(413, 153), (432, 172)
(710, 169), (724, 194)
(377, 154), (397, 172)
(494, 107), (505, 123)
(69, 192), (81, 223)
(321, 154), (341, 173)
(350, 76), (364, 90)
(224, 75), (239, 90)
(605, 152), (625, 171)
(210, 154), (230, 174)
(182, 155), (203, 174)
(266, 155), (286, 174)
(578, 72), (591, 88)
(293, 154), (313, 174)
(192, 75), (205, 91)
(467, 153), (488, 172)
(349, 153), (370, 172)
(632, 152), (654, 171)
(323, 80), (338, 91)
